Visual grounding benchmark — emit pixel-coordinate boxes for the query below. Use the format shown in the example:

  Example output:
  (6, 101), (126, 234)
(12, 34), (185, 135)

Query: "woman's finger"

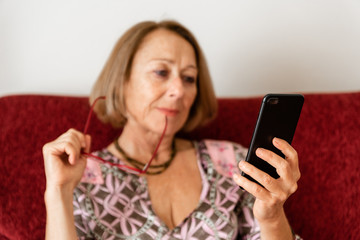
(45, 140), (79, 165)
(255, 148), (293, 181)
(272, 138), (300, 181)
(84, 134), (92, 154)
(238, 160), (282, 193)
(272, 138), (298, 165)
(58, 128), (87, 150)
(233, 172), (272, 201)
(44, 129), (89, 166)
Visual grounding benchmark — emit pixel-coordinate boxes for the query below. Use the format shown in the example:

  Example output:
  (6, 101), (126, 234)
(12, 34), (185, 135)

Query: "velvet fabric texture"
(0, 92), (359, 239)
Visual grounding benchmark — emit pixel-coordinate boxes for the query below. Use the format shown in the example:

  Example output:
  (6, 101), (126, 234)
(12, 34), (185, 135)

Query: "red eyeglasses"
(81, 96), (168, 175)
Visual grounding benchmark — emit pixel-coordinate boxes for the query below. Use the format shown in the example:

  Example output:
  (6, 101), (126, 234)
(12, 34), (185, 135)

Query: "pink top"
(73, 140), (301, 239)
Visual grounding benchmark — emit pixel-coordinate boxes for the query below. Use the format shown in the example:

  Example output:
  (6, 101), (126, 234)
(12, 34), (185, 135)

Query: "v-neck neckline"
(140, 141), (210, 231)
(101, 140), (210, 232)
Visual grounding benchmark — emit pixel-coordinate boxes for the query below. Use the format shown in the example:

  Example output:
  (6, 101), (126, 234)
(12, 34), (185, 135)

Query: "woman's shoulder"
(196, 139), (248, 178)
(80, 148), (114, 185)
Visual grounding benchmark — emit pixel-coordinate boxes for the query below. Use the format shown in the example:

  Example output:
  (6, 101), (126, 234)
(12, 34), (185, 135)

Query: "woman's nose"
(168, 76), (185, 98)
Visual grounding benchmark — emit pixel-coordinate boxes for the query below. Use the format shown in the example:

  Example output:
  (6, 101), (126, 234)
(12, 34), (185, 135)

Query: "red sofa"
(1, 92), (359, 239)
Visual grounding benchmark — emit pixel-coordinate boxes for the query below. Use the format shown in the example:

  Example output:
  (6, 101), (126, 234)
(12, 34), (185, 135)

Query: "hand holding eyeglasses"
(43, 128), (91, 191)
(43, 96), (168, 191)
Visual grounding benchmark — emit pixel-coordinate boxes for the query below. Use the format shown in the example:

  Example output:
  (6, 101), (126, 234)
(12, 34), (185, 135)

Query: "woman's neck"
(116, 121), (175, 165)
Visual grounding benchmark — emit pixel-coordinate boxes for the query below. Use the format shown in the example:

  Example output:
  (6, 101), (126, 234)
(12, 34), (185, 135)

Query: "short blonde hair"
(90, 20), (217, 132)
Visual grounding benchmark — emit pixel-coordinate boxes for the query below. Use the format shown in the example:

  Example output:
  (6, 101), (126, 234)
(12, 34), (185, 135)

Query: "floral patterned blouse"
(73, 140), (301, 239)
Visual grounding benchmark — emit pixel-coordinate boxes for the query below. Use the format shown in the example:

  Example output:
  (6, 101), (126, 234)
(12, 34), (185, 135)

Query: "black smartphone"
(241, 94), (304, 187)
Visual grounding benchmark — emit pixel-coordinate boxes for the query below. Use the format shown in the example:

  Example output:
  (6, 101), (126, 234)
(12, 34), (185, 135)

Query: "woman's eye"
(154, 70), (168, 77)
(183, 76), (196, 83)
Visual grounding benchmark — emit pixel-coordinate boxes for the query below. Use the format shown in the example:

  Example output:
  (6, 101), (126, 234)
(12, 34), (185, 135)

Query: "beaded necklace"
(113, 137), (176, 175)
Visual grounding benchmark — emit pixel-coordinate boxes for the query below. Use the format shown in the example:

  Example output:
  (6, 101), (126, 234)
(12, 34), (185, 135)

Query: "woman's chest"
(146, 164), (203, 229)
(147, 148), (202, 224)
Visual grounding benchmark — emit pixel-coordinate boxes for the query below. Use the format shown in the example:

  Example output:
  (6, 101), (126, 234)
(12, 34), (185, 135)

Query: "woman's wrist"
(44, 186), (78, 240)
(257, 208), (294, 240)
(44, 185), (74, 208)
(256, 206), (285, 223)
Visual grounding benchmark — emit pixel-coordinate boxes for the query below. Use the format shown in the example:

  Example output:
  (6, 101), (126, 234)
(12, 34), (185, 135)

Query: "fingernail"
(233, 173), (241, 181)
(256, 148), (264, 157)
(238, 160), (246, 169)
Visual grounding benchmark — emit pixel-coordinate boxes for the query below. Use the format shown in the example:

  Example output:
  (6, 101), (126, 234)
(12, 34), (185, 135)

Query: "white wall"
(1, 0), (360, 97)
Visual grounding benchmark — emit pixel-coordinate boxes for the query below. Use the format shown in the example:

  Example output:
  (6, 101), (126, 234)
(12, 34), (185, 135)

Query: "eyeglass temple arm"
(142, 116), (168, 173)
(83, 96), (106, 135)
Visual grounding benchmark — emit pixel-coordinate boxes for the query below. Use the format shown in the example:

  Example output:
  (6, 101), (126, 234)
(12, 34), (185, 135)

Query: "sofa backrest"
(0, 92), (359, 239)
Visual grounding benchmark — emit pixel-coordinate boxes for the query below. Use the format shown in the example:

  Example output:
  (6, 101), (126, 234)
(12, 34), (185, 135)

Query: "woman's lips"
(157, 107), (180, 117)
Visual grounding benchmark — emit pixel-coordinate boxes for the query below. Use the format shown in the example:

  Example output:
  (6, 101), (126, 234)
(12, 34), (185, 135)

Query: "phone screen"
(241, 94), (304, 186)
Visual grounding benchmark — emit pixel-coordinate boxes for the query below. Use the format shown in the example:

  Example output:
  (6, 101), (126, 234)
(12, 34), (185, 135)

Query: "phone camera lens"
(268, 98), (279, 105)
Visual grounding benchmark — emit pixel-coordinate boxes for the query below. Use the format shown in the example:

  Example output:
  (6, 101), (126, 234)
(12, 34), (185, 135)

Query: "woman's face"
(124, 29), (198, 135)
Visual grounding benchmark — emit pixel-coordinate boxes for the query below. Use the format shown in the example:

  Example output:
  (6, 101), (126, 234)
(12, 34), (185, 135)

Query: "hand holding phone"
(241, 94), (304, 187)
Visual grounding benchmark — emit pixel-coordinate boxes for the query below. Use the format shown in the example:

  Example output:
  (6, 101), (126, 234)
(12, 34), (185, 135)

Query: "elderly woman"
(43, 20), (301, 239)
